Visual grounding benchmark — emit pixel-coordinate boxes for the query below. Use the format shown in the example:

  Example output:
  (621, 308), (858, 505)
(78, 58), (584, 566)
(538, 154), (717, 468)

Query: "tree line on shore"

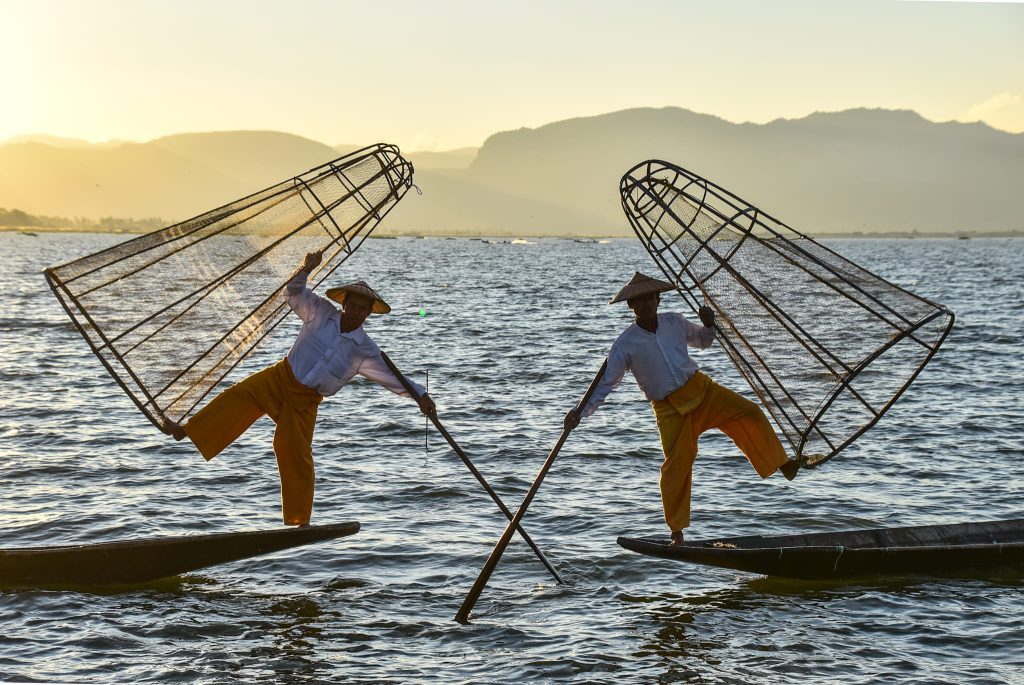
(0, 207), (165, 232)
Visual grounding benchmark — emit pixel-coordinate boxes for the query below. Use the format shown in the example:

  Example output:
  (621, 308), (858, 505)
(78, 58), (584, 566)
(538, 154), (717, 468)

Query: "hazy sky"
(2, 0), (1022, 150)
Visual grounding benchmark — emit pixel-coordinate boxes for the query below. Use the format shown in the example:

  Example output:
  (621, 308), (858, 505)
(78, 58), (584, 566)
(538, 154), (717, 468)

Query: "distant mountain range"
(2, 107), (1021, 234)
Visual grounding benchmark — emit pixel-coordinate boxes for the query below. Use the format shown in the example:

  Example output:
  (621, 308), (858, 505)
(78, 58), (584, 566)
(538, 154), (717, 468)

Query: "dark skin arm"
(295, 249), (324, 277)
(564, 304), (715, 432)
(563, 407), (581, 431)
(417, 392), (437, 419)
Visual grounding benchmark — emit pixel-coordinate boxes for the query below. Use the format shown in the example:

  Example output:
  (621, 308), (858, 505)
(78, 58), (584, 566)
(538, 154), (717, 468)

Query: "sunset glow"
(1, 0), (1022, 149)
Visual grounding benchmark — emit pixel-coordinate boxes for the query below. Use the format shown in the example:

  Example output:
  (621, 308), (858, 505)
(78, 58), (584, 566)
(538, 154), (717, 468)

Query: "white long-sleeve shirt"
(283, 272), (425, 399)
(582, 312), (716, 418)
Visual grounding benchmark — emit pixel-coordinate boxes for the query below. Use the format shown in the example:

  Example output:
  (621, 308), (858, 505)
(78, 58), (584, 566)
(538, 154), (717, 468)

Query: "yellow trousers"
(652, 371), (787, 532)
(184, 358), (323, 525)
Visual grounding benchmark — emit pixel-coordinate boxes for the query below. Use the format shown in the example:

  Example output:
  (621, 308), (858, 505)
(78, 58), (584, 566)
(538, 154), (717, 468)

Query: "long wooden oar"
(379, 350), (563, 585)
(455, 359), (608, 623)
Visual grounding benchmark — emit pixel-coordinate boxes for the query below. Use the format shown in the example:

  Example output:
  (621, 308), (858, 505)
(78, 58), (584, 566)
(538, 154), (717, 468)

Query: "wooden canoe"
(0, 521), (360, 587)
(617, 518), (1024, 580)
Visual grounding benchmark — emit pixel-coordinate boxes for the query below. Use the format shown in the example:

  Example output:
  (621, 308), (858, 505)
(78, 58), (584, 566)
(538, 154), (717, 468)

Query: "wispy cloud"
(967, 92), (1024, 133)
(409, 130), (440, 153)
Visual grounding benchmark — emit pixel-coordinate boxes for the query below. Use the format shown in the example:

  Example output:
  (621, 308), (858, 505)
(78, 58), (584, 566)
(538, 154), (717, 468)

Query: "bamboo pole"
(455, 359), (608, 623)
(379, 350), (563, 585)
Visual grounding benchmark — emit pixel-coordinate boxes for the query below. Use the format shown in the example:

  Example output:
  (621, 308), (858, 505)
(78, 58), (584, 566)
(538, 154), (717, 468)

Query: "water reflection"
(249, 596), (331, 683)
(1, 234), (1022, 683)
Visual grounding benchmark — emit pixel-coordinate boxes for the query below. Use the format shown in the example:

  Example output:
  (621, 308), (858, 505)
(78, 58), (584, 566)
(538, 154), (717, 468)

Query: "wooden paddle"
(455, 359), (608, 623)
(379, 350), (563, 585)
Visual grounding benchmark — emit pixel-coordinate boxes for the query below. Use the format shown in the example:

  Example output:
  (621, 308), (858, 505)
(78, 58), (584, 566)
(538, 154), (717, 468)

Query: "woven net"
(620, 160), (954, 467)
(45, 144), (414, 434)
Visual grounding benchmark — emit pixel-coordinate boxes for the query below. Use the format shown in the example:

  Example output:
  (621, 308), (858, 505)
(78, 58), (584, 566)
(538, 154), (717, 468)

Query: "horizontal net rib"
(620, 160), (954, 467)
(45, 144), (414, 433)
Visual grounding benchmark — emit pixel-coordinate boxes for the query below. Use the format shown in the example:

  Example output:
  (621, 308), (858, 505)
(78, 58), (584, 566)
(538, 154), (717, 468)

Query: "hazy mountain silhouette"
(385, 168), (603, 234)
(334, 144), (476, 171)
(2, 108), (1020, 233)
(0, 131), (341, 219)
(2, 134), (127, 149)
(465, 107), (1024, 233)
(407, 147), (478, 170)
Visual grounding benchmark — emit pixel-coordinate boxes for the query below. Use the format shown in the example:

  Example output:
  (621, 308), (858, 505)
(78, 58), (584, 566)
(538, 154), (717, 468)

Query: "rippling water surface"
(0, 232), (1022, 684)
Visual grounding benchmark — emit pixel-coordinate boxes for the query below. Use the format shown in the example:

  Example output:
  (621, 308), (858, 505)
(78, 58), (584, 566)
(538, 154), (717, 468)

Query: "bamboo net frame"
(620, 159), (954, 467)
(45, 144), (414, 434)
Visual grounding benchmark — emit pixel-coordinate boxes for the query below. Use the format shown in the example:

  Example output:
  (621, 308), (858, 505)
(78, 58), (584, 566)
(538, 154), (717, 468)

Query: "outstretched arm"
(359, 353), (436, 418)
(285, 250), (326, 322)
(564, 347), (625, 429)
(684, 305), (717, 348)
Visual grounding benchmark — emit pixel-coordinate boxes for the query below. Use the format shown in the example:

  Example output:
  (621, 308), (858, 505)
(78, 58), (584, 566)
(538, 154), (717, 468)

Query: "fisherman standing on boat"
(563, 272), (797, 544)
(166, 250), (435, 526)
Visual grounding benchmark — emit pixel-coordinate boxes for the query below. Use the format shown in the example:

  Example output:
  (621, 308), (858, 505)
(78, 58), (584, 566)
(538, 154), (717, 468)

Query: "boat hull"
(617, 518), (1024, 579)
(0, 522), (360, 586)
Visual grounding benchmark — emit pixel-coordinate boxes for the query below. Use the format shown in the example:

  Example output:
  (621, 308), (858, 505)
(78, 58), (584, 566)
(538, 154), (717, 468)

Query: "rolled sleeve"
(358, 353), (426, 398)
(285, 271), (325, 323)
(582, 347), (626, 418)
(683, 316), (716, 349)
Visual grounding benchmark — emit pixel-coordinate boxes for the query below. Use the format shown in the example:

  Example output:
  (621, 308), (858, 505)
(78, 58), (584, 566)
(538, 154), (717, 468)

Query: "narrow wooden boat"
(617, 518), (1024, 580)
(0, 522), (360, 587)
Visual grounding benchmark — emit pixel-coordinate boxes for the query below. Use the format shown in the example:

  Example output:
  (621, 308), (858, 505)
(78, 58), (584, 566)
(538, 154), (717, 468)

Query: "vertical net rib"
(620, 160), (954, 467)
(45, 144), (414, 433)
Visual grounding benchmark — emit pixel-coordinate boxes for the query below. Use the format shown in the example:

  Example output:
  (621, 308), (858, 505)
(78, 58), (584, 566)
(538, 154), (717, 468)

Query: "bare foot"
(780, 459), (800, 481)
(669, 531), (685, 546)
(164, 420), (187, 441)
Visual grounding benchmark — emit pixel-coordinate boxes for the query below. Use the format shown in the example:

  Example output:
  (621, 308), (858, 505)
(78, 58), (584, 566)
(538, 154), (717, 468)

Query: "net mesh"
(620, 160), (954, 467)
(45, 144), (414, 434)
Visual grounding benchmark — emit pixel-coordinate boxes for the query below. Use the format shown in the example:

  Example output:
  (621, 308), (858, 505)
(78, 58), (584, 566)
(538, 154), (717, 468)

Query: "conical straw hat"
(609, 272), (675, 304)
(325, 280), (391, 314)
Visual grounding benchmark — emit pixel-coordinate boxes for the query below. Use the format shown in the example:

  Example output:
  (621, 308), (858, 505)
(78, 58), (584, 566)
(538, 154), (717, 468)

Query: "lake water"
(0, 232), (1021, 684)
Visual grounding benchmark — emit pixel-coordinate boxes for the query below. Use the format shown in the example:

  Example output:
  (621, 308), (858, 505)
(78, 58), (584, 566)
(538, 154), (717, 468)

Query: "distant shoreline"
(2, 225), (1022, 240)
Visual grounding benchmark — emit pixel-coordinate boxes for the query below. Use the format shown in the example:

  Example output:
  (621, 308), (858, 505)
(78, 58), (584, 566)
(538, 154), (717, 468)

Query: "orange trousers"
(652, 371), (787, 532)
(184, 358), (323, 525)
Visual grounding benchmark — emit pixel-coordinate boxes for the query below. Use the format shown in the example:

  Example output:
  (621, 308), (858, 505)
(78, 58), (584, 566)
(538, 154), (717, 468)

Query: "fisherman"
(563, 272), (798, 545)
(166, 250), (435, 526)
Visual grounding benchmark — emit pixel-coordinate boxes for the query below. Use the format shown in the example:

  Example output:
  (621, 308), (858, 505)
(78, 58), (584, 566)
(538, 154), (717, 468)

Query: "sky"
(1, 0), (1022, 151)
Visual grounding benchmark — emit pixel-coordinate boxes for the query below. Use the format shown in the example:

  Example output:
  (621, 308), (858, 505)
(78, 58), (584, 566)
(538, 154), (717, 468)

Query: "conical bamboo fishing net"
(620, 159), (954, 467)
(45, 144), (414, 434)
